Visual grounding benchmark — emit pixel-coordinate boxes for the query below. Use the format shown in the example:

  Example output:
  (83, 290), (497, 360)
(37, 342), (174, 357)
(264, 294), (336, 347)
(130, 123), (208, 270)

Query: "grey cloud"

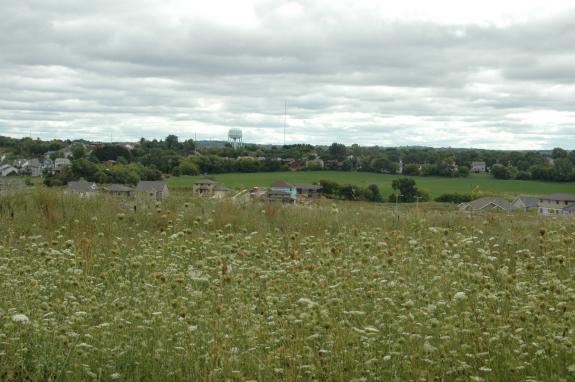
(1, 1), (575, 148)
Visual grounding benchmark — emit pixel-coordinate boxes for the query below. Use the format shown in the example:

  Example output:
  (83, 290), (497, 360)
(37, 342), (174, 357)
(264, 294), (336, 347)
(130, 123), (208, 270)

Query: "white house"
(0, 164), (18, 177)
(471, 161), (486, 173)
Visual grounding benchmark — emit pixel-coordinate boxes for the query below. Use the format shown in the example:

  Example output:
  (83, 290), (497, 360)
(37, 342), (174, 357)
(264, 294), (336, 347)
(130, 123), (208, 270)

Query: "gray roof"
(136, 181), (167, 192)
(68, 180), (96, 193)
(513, 195), (539, 208)
(463, 197), (511, 211)
(295, 183), (322, 191)
(105, 184), (134, 192)
(540, 193), (575, 202)
(192, 179), (217, 184)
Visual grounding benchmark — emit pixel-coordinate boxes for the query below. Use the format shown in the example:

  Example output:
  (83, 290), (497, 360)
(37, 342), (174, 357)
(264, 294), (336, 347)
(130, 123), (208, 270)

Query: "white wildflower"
(11, 314), (30, 324)
(454, 292), (467, 301)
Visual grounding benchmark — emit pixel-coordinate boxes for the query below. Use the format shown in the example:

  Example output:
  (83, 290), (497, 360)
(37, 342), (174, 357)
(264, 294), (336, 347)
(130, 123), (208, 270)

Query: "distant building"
(192, 179), (218, 197)
(25, 158), (43, 177)
(471, 161), (486, 173)
(55, 158), (71, 171)
(0, 164), (18, 177)
(213, 184), (231, 199)
(67, 180), (97, 197)
(511, 196), (539, 211)
(136, 180), (169, 200)
(104, 184), (134, 197)
(459, 197), (511, 212)
(538, 194), (575, 216)
(295, 183), (322, 199)
(266, 180), (296, 203)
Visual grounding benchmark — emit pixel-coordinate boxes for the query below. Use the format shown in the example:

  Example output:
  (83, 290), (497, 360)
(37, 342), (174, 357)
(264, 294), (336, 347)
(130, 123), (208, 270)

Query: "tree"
(552, 158), (573, 181)
(390, 178), (418, 202)
(491, 164), (511, 180)
(366, 184), (383, 202)
(165, 135), (180, 150)
(551, 147), (568, 159)
(328, 143), (347, 161)
(71, 144), (86, 160)
(402, 164), (420, 176)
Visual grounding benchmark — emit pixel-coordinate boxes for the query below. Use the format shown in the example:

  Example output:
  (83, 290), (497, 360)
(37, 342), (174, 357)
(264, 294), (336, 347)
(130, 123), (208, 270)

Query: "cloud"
(0, 0), (574, 149)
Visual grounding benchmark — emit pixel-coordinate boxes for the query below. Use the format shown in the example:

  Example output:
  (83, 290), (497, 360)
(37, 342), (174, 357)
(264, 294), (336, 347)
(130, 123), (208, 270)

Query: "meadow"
(167, 171), (575, 198)
(0, 188), (574, 381)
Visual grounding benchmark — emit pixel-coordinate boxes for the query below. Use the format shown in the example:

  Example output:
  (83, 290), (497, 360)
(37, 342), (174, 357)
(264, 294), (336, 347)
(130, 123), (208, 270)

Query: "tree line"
(1, 135), (574, 185)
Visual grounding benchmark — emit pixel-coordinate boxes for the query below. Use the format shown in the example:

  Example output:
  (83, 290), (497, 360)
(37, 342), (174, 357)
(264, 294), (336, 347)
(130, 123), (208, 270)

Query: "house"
(192, 179), (218, 197)
(459, 197), (511, 212)
(136, 180), (169, 200)
(104, 184), (134, 197)
(282, 158), (299, 170)
(42, 157), (54, 174)
(213, 184), (231, 199)
(13, 159), (27, 169)
(0, 164), (18, 177)
(266, 180), (296, 203)
(67, 180), (97, 197)
(471, 161), (486, 173)
(511, 196), (539, 211)
(55, 158), (71, 171)
(295, 183), (322, 199)
(537, 193), (575, 216)
(25, 158), (43, 177)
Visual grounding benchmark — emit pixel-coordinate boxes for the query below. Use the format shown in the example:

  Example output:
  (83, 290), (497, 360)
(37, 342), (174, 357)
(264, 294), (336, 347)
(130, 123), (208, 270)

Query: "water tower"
(228, 128), (243, 149)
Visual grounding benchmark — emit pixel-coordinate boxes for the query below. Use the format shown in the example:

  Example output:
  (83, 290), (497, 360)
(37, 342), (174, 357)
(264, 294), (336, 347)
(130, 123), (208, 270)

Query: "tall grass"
(0, 188), (573, 381)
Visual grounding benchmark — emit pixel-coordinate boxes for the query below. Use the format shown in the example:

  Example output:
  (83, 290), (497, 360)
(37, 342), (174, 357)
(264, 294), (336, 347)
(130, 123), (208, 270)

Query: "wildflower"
(297, 298), (317, 307)
(111, 373), (121, 380)
(454, 292), (467, 302)
(11, 314), (30, 324)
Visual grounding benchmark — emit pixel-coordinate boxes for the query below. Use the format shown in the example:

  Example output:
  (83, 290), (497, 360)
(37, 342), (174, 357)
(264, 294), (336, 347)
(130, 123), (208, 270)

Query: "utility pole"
(284, 101), (287, 146)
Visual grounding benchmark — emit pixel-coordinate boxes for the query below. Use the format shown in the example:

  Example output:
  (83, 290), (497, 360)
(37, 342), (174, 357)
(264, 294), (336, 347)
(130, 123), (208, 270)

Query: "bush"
(435, 193), (472, 203)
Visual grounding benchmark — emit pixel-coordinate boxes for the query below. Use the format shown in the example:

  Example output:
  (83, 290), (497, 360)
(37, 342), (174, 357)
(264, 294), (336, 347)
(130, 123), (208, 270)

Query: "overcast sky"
(1, 0), (575, 149)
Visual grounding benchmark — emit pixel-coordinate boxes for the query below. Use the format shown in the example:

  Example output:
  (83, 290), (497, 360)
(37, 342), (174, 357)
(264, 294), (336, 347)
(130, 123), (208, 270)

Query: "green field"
(168, 171), (575, 198)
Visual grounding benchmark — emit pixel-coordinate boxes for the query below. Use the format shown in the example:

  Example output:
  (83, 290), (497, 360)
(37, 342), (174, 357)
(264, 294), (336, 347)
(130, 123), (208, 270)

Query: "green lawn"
(167, 171), (575, 198)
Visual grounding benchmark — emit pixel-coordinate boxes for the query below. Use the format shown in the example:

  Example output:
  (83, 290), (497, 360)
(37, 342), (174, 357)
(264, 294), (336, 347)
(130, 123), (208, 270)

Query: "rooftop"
(540, 193), (575, 202)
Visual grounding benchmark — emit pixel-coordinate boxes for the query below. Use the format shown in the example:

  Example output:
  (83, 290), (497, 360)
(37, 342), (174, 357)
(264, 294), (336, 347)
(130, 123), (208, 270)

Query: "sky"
(1, 0), (575, 149)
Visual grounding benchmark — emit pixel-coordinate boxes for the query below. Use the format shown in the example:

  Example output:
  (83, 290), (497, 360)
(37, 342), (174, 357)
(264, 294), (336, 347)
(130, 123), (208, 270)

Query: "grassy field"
(0, 188), (574, 381)
(167, 171), (575, 198)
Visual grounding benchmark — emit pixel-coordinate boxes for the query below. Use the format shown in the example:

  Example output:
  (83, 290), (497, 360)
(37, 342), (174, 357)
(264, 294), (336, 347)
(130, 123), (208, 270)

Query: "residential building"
(67, 180), (97, 197)
(471, 161), (486, 173)
(55, 158), (72, 171)
(459, 197), (511, 212)
(136, 180), (169, 200)
(0, 164), (18, 177)
(213, 184), (231, 199)
(511, 196), (539, 211)
(192, 179), (218, 197)
(25, 159), (43, 177)
(104, 184), (134, 197)
(266, 180), (296, 203)
(538, 193), (575, 216)
(295, 183), (322, 199)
